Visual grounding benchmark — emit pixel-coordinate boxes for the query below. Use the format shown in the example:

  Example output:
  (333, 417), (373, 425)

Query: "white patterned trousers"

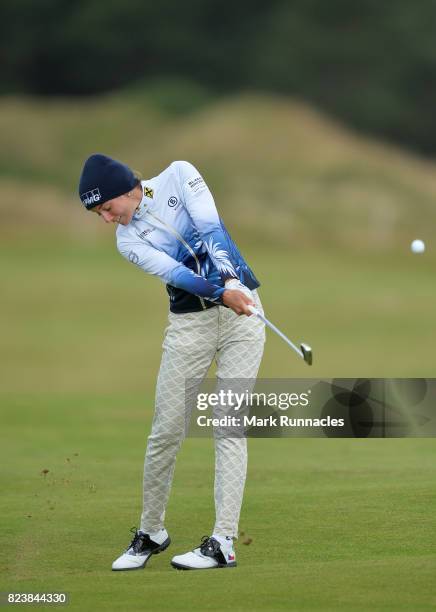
(140, 290), (265, 538)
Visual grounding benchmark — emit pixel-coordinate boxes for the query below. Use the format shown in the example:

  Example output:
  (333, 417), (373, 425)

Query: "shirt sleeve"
(117, 239), (226, 304)
(175, 161), (238, 282)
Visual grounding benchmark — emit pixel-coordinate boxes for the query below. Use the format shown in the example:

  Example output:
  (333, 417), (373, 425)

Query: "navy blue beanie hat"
(79, 154), (138, 210)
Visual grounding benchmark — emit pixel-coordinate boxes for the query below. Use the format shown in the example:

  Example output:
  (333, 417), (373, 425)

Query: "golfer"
(78, 154), (265, 570)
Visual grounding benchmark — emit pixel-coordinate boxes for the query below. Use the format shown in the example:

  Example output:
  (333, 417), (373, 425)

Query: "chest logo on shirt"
(168, 196), (181, 210)
(144, 186), (154, 198)
(138, 227), (156, 240)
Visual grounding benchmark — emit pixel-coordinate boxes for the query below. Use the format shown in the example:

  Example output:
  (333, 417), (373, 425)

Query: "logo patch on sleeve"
(144, 186), (154, 198)
(187, 176), (206, 194)
(128, 251), (140, 265)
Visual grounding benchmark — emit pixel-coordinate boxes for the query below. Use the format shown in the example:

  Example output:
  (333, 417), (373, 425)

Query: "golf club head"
(300, 343), (313, 366)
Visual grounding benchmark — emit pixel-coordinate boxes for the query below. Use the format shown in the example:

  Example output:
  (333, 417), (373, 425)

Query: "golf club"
(247, 304), (313, 365)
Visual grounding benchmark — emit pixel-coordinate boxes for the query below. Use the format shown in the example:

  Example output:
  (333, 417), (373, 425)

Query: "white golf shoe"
(171, 536), (236, 570)
(112, 527), (170, 571)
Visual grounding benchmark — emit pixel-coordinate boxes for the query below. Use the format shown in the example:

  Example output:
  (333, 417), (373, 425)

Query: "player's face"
(91, 194), (135, 226)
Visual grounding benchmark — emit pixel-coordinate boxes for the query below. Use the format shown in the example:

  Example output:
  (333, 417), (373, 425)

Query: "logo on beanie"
(81, 188), (102, 207)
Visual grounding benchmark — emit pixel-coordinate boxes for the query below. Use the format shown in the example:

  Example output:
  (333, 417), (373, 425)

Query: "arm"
(118, 239), (226, 304)
(176, 161), (239, 283)
(118, 240), (254, 314)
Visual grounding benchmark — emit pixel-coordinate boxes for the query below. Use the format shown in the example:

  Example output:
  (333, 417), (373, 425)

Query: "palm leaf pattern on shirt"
(193, 238), (207, 255)
(205, 238), (237, 277)
(200, 257), (210, 277)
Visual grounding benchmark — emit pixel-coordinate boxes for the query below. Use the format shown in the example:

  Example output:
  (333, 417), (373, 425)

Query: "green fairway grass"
(1, 393), (435, 610)
(1, 241), (436, 394)
(1, 239), (436, 610)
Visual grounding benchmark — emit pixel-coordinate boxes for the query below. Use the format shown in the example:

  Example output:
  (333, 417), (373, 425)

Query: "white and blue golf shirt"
(116, 161), (260, 313)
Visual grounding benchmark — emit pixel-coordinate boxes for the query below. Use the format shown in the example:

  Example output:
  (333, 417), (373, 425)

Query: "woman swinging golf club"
(78, 154), (265, 570)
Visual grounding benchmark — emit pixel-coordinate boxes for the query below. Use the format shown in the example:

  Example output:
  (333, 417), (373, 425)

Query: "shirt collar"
(132, 181), (152, 220)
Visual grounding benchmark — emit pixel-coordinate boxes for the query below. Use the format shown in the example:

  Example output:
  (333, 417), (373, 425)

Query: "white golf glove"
(225, 278), (253, 300)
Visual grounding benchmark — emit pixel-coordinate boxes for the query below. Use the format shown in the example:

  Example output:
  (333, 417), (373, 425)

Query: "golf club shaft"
(247, 305), (304, 359)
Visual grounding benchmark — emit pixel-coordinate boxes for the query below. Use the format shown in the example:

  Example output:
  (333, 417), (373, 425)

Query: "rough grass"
(1, 92), (436, 250)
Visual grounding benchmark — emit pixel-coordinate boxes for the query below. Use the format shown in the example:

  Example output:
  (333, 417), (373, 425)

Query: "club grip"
(247, 304), (259, 316)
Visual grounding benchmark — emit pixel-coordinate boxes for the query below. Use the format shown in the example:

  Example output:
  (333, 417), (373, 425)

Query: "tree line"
(2, 0), (436, 154)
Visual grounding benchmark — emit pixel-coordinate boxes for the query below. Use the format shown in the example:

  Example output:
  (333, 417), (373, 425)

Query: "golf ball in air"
(411, 239), (425, 254)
